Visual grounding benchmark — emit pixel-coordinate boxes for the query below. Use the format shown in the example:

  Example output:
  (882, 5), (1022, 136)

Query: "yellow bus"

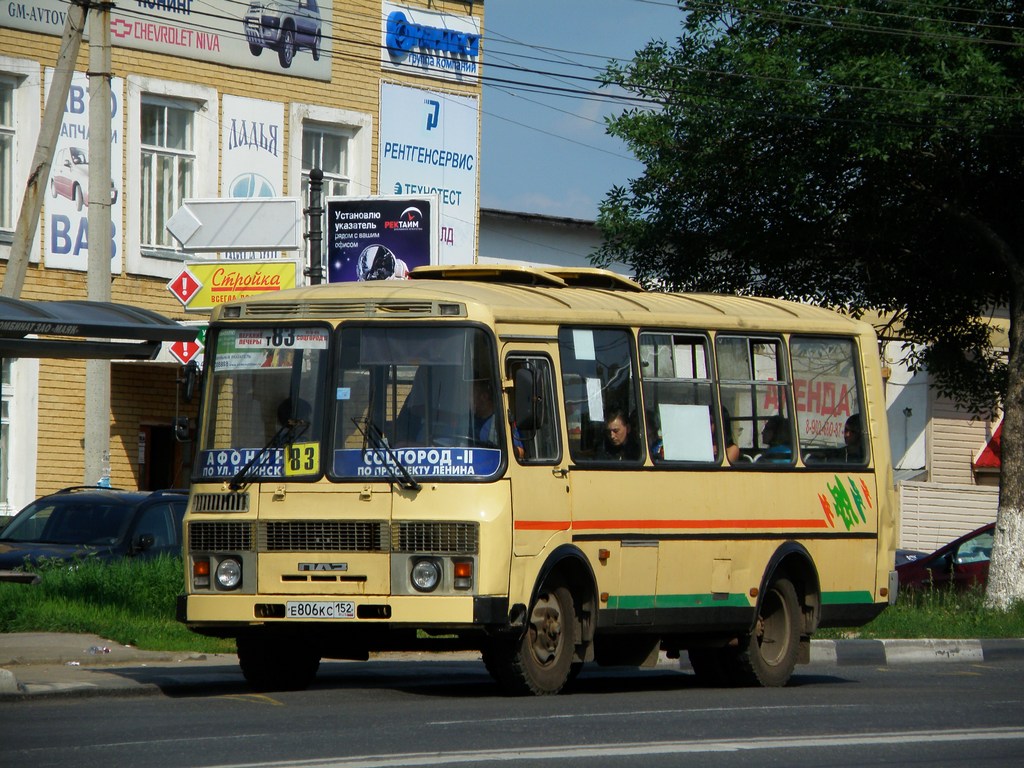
(178, 265), (896, 695)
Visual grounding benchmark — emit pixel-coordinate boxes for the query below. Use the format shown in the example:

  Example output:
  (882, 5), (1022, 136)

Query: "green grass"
(1, 558), (1022, 653)
(819, 585), (1024, 640)
(0, 556), (234, 654)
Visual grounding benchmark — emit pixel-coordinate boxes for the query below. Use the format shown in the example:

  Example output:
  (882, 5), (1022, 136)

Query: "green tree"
(597, 1), (1024, 608)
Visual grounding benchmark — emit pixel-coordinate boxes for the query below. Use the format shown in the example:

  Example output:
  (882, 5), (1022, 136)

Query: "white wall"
(478, 208), (630, 273)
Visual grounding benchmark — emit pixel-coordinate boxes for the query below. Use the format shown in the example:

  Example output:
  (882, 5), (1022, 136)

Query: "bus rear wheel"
(729, 576), (801, 687)
(483, 582), (576, 695)
(237, 633), (320, 691)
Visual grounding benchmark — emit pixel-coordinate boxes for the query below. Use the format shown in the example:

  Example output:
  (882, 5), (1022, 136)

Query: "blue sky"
(479, 0), (684, 221)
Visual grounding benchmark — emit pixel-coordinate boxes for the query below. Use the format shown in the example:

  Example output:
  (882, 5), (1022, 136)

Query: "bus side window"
(790, 337), (868, 466)
(558, 327), (642, 464)
(508, 355), (560, 464)
(717, 335), (795, 466)
(639, 332), (716, 464)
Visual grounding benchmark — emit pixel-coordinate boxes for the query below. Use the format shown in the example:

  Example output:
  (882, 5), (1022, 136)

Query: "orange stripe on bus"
(515, 518), (830, 531)
(514, 521), (572, 531)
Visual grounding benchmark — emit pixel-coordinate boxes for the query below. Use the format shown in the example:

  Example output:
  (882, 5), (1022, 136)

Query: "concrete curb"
(0, 668), (17, 694)
(809, 638), (993, 665)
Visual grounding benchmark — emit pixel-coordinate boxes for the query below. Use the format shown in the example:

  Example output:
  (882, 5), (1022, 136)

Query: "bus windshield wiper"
(228, 418), (309, 491)
(351, 417), (421, 492)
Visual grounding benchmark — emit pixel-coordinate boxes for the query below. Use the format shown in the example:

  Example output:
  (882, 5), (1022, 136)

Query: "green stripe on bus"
(821, 591), (875, 605)
(608, 594), (752, 610)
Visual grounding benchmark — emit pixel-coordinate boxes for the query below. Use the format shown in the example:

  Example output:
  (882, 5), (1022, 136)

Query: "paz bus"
(178, 265), (896, 695)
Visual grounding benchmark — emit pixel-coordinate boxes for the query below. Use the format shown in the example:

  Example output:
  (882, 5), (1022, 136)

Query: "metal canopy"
(0, 297), (198, 360)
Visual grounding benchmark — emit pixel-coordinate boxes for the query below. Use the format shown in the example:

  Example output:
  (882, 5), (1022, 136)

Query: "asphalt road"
(2, 655), (1023, 768)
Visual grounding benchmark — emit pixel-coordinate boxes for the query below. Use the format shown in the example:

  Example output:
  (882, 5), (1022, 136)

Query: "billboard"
(381, 2), (481, 84)
(326, 196), (436, 282)
(378, 83), (478, 266)
(2, 1), (332, 81)
(43, 70), (123, 273)
(221, 95), (286, 260)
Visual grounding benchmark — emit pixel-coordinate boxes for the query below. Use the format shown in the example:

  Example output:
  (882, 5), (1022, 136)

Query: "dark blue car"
(0, 487), (187, 572)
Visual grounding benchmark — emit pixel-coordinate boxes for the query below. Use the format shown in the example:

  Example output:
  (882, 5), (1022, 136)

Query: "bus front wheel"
(483, 582), (576, 695)
(730, 576), (801, 687)
(237, 633), (320, 691)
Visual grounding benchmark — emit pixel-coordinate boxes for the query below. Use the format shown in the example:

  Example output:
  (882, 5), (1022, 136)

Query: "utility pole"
(305, 168), (324, 285)
(1, 0), (88, 299)
(84, 1), (113, 486)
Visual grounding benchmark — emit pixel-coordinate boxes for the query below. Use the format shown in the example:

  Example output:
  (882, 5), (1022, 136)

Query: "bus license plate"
(285, 601), (355, 619)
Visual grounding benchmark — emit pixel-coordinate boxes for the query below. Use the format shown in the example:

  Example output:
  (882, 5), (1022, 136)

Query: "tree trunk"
(986, 281), (1024, 610)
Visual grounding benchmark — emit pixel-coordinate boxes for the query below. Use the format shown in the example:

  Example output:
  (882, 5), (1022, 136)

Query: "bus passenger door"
(506, 354), (570, 558)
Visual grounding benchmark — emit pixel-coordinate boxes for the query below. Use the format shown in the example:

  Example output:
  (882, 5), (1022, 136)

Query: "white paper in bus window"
(573, 330), (596, 361)
(660, 403), (715, 462)
(585, 377), (604, 421)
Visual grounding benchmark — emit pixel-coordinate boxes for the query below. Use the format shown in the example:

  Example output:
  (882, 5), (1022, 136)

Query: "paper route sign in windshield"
(335, 446), (500, 479)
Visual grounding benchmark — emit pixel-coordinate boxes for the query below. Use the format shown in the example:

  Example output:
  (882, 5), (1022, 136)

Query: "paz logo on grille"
(298, 563), (349, 572)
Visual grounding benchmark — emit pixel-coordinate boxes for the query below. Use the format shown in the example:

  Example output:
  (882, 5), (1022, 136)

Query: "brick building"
(1, 1), (484, 511)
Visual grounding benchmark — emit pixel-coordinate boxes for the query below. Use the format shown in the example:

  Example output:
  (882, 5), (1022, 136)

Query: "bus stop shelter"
(0, 297), (196, 359)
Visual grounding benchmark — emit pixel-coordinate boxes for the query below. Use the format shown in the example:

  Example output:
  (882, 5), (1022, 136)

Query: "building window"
(0, 80), (14, 232)
(301, 124), (350, 201)
(127, 77), (216, 277)
(140, 100), (195, 249)
(288, 103), (371, 203)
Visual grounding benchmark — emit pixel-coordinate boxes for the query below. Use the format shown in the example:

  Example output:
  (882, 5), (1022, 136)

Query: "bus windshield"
(197, 326), (329, 482)
(331, 325), (502, 481)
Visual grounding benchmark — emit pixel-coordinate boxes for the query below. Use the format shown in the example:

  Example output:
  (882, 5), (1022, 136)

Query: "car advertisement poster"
(221, 95), (285, 261)
(325, 196), (436, 282)
(378, 83), (478, 266)
(1, 0), (332, 81)
(43, 70), (124, 273)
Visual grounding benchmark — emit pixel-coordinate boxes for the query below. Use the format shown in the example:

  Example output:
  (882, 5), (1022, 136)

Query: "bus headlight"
(215, 557), (242, 590)
(410, 558), (441, 592)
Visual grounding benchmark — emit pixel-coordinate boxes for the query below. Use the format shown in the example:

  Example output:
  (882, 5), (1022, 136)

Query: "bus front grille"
(189, 521), (255, 551)
(392, 521), (479, 554)
(188, 520), (477, 555)
(191, 492), (250, 513)
(261, 521), (389, 552)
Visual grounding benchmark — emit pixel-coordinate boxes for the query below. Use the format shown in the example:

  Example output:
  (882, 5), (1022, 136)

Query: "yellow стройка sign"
(181, 261), (298, 311)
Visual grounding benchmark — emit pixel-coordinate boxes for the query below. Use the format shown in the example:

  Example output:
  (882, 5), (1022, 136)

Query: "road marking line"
(207, 727), (1024, 768)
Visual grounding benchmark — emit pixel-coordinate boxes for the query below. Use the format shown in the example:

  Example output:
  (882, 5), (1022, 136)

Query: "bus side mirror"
(174, 416), (191, 442)
(181, 360), (199, 404)
(513, 366), (543, 434)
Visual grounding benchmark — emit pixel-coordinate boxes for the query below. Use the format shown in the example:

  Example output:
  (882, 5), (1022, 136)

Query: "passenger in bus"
(277, 397), (311, 429)
(646, 411), (664, 460)
(720, 407), (741, 463)
(599, 409), (642, 461)
(841, 413), (864, 462)
(760, 415), (793, 463)
(471, 380), (500, 446)
(472, 380), (525, 457)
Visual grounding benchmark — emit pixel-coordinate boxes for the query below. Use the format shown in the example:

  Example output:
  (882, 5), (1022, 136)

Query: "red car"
(896, 523), (995, 591)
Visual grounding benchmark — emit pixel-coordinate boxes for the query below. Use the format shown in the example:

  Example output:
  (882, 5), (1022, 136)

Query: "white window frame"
(301, 123), (354, 200)
(289, 103), (372, 202)
(126, 76), (217, 279)
(0, 357), (39, 516)
(0, 56), (41, 266)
